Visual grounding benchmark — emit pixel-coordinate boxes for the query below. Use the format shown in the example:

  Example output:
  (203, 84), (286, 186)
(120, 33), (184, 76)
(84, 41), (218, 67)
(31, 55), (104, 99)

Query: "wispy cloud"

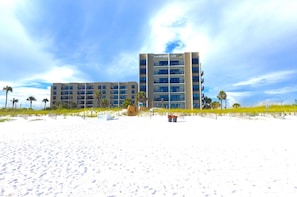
(265, 86), (297, 95)
(232, 70), (296, 87)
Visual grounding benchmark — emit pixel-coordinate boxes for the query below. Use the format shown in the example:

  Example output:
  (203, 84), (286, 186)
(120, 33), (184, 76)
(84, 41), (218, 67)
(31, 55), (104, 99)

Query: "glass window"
(160, 87), (168, 92)
(171, 95), (181, 101)
(140, 77), (146, 83)
(193, 76), (199, 82)
(192, 58), (199, 64)
(171, 60), (184, 65)
(192, 67), (199, 73)
(157, 69), (168, 74)
(159, 78), (168, 83)
(159, 61), (168, 66)
(140, 86), (146, 92)
(140, 68), (146, 74)
(170, 78), (180, 83)
(140, 59), (146, 65)
(171, 86), (180, 92)
(193, 85), (199, 91)
(193, 94), (200, 100)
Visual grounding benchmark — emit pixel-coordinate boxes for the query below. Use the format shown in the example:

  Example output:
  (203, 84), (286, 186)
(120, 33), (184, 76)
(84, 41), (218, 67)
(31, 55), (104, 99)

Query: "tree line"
(204, 90), (240, 109)
(2, 86), (49, 109)
(2, 85), (240, 110)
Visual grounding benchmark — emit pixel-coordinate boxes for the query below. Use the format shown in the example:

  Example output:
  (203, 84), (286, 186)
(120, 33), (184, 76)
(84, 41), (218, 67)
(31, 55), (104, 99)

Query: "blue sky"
(1, 0), (297, 109)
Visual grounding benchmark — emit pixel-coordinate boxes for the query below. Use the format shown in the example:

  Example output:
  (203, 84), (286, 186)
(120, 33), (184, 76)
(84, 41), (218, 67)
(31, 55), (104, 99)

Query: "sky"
(0, 0), (297, 109)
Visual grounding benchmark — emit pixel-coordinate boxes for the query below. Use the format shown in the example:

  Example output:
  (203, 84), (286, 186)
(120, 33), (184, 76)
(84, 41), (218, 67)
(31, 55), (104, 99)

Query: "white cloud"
(106, 52), (138, 81)
(233, 70), (296, 87)
(225, 91), (253, 107)
(265, 86), (297, 95)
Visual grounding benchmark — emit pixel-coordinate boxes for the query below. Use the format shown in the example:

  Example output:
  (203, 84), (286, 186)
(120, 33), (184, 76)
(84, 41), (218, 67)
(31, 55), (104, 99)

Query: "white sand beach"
(1, 114), (297, 196)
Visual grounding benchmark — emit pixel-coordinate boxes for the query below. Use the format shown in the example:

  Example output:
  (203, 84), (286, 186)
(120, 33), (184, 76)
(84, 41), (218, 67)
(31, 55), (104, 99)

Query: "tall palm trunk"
(5, 92), (8, 108)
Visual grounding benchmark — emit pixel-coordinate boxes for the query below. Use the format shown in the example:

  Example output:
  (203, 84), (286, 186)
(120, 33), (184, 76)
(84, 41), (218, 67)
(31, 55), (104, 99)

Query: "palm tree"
(136, 91), (147, 107)
(94, 90), (102, 108)
(122, 98), (133, 108)
(210, 101), (220, 109)
(3, 86), (13, 109)
(26, 96), (36, 109)
(42, 98), (49, 109)
(203, 96), (212, 109)
(11, 98), (18, 109)
(232, 103), (241, 108)
(217, 90), (227, 109)
(100, 99), (109, 108)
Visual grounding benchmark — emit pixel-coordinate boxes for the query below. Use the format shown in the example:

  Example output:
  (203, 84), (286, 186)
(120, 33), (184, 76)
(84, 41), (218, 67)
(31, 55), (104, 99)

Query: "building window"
(170, 60), (183, 65)
(140, 77), (146, 83)
(193, 76), (199, 82)
(61, 86), (69, 90)
(131, 85), (135, 89)
(170, 78), (180, 83)
(140, 86), (146, 92)
(140, 59), (146, 65)
(193, 94), (200, 100)
(157, 78), (168, 83)
(171, 86), (180, 92)
(193, 85), (199, 91)
(192, 67), (199, 73)
(140, 68), (146, 74)
(157, 69), (168, 75)
(192, 58), (199, 64)
(159, 61), (168, 66)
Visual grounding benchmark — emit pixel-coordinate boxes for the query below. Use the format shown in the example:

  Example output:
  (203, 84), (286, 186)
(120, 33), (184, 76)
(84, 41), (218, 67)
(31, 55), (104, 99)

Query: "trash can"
(168, 115), (172, 122)
(172, 115), (177, 122)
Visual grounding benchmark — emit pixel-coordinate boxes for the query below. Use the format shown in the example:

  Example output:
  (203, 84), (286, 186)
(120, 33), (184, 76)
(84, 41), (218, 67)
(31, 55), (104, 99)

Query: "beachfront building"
(50, 82), (138, 108)
(139, 52), (204, 109)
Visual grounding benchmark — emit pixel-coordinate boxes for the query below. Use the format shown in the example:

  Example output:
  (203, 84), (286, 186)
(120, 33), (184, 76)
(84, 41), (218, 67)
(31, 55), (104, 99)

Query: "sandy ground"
(0, 114), (297, 196)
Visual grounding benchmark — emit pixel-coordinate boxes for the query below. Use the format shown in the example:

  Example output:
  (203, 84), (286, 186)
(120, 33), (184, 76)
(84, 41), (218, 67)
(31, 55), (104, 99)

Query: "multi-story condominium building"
(50, 82), (138, 108)
(139, 52), (204, 109)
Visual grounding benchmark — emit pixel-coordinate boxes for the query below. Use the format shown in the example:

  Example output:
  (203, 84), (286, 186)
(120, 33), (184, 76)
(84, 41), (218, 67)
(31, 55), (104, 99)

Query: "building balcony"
(154, 81), (168, 84)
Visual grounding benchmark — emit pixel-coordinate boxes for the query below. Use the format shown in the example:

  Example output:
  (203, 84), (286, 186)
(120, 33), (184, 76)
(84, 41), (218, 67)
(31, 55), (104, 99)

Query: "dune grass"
(1, 105), (296, 118)
(0, 107), (122, 117)
(152, 105), (297, 116)
(0, 118), (10, 122)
